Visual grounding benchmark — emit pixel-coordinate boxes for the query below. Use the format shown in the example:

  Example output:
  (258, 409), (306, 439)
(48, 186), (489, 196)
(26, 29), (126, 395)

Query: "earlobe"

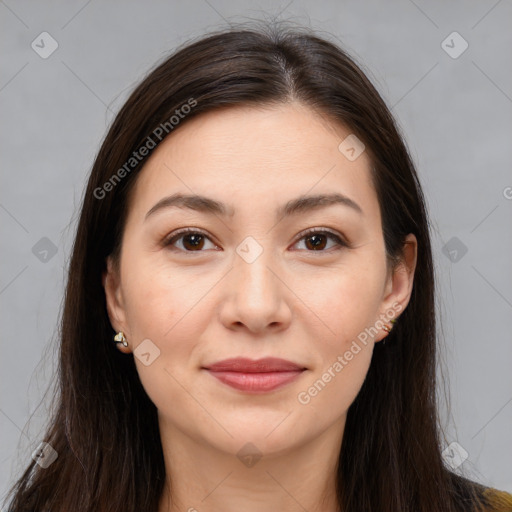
(102, 256), (127, 335)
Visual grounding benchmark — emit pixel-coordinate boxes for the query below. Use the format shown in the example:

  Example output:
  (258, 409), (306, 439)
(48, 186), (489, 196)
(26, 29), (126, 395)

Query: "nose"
(219, 246), (292, 334)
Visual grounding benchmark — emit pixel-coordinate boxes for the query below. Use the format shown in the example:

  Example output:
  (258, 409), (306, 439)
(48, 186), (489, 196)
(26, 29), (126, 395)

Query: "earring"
(382, 318), (398, 344)
(383, 318), (398, 333)
(113, 331), (128, 348)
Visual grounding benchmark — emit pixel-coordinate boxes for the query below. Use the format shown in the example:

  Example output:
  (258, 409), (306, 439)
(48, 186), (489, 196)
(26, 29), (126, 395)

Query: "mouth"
(202, 357), (307, 393)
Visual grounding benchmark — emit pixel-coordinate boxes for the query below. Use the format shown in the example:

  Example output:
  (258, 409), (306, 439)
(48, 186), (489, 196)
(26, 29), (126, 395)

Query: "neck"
(157, 415), (344, 512)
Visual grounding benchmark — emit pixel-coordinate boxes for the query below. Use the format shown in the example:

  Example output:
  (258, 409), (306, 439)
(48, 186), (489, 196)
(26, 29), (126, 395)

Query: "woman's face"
(104, 102), (416, 458)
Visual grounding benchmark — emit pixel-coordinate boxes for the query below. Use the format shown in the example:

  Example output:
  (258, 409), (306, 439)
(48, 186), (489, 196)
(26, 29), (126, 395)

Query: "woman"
(4, 22), (511, 512)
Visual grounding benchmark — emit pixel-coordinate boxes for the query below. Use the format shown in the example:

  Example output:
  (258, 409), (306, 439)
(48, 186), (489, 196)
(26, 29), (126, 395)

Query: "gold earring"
(113, 331), (128, 347)
(382, 318), (398, 335)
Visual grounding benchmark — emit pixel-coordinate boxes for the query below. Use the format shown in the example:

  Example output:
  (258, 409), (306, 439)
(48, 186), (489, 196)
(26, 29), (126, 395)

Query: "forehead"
(126, 102), (380, 226)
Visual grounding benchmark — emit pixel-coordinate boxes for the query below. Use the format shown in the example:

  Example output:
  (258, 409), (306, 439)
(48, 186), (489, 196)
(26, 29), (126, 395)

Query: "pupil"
(181, 234), (328, 251)
(184, 234), (203, 250)
(308, 234), (326, 250)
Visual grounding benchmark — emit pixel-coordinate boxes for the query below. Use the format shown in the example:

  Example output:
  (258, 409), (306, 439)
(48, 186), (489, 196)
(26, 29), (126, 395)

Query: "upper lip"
(203, 357), (306, 373)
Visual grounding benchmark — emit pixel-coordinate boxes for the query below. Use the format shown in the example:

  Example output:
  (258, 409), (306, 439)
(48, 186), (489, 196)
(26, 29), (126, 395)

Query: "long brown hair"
(3, 20), (492, 512)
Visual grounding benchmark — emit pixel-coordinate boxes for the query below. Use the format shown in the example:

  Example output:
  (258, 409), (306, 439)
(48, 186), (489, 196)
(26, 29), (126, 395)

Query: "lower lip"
(205, 370), (304, 392)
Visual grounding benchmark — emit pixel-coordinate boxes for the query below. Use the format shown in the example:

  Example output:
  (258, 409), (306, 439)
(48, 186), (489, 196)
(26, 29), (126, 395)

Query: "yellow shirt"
(482, 487), (512, 511)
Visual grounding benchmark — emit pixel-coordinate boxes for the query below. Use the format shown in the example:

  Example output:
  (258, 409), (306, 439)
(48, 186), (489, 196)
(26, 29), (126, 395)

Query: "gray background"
(1, 0), (511, 502)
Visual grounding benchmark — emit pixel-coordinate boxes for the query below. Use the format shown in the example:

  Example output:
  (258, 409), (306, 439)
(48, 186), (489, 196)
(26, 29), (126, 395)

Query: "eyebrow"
(144, 192), (363, 221)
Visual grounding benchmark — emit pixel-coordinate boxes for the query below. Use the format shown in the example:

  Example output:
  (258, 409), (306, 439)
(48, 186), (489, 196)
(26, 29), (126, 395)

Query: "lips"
(203, 357), (306, 393)
(204, 357), (305, 373)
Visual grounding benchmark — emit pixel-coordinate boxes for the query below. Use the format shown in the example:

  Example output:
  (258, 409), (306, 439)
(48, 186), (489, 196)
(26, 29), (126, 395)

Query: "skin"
(103, 101), (417, 512)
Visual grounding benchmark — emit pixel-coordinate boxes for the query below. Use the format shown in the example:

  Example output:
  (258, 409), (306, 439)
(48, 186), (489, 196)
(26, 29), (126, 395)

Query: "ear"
(102, 256), (130, 352)
(376, 233), (417, 342)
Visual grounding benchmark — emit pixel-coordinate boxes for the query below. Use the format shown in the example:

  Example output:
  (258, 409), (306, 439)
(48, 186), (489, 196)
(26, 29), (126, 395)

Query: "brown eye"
(164, 229), (217, 252)
(293, 229), (347, 252)
(180, 233), (206, 251)
(163, 228), (347, 254)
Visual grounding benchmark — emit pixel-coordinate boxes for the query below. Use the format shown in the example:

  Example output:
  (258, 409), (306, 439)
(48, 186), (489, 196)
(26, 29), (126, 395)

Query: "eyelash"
(163, 227), (349, 254)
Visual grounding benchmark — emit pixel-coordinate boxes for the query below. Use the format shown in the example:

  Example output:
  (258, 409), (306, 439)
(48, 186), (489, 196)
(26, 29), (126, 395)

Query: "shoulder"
(450, 474), (512, 512)
(480, 487), (512, 512)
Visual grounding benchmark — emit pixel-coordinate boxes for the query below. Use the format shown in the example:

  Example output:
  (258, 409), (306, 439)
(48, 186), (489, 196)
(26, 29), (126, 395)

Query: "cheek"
(306, 343), (373, 393)
(120, 261), (208, 417)
(295, 256), (385, 343)
(288, 316), (375, 448)
(295, 342), (373, 441)
(120, 252), (211, 339)
(293, 256), (383, 408)
(119, 252), (218, 395)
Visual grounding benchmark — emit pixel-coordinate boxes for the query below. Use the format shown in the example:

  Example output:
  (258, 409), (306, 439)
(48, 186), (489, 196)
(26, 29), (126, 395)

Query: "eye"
(292, 228), (348, 252)
(163, 227), (348, 253)
(163, 228), (219, 252)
